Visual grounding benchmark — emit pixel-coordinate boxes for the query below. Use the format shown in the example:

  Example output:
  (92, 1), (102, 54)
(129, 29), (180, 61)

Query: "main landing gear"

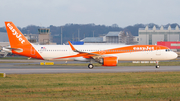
(156, 61), (160, 68)
(88, 59), (94, 69)
(88, 64), (94, 69)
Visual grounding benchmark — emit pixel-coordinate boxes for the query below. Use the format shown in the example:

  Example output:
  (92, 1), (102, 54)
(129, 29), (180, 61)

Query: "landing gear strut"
(156, 61), (160, 68)
(88, 64), (94, 69)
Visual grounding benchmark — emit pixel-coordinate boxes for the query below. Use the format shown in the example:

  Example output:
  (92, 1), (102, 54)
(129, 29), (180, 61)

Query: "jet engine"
(101, 56), (118, 66)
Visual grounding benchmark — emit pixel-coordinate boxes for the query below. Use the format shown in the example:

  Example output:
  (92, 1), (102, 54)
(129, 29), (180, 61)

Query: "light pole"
(61, 26), (63, 45)
(78, 29), (80, 41)
(72, 33), (74, 42)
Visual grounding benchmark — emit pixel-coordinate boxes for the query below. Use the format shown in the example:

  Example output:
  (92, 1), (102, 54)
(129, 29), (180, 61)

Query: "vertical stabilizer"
(5, 22), (30, 48)
(4, 21), (43, 59)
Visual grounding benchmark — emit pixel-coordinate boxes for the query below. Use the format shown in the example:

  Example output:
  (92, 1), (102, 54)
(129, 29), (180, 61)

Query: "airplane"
(4, 21), (178, 69)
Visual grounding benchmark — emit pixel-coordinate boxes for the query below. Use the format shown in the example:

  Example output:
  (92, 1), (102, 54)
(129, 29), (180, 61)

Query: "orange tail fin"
(5, 21), (43, 59)
(5, 22), (30, 48)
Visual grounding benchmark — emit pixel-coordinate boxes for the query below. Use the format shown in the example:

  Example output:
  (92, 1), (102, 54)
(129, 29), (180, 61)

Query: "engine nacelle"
(102, 56), (118, 66)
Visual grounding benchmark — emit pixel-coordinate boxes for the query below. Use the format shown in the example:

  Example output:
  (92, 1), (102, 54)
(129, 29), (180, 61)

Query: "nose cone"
(171, 52), (178, 59)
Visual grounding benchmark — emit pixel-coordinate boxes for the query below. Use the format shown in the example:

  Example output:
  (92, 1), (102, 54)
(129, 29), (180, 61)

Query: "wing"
(68, 41), (101, 56)
(68, 41), (103, 62)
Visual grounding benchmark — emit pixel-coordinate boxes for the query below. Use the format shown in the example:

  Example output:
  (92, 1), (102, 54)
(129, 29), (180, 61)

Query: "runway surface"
(0, 59), (180, 74)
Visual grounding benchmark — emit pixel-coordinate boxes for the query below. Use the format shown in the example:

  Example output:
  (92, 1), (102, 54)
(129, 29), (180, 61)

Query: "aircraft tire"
(156, 65), (160, 68)
(88, 64), (94, 69)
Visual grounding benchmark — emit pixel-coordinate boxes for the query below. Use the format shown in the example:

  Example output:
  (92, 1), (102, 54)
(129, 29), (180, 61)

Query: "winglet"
(68, 41), (77, 52)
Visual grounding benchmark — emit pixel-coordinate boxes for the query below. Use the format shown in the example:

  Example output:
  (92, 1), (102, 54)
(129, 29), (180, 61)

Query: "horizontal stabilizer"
(6, 48), (23, 53)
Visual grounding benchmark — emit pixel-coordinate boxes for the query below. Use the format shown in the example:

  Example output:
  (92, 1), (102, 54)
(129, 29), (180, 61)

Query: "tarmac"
(0, 59), (180, 74)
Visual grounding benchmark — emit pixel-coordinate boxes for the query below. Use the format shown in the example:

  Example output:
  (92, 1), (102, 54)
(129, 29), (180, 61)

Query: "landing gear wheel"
(88, 64), (94, 69)
(155, 61), (160, 69)
(156, 65), (160, 68)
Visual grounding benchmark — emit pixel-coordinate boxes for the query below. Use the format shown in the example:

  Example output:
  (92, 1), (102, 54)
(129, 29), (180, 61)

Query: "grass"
(0, 57), (36, 60)
(0, 57), (27, 60)
(0, 61), (33, 63)
(0, 72), (180, 100)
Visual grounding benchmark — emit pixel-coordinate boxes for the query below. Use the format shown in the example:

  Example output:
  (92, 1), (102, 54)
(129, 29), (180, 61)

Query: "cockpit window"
(165, 49), (171, 52)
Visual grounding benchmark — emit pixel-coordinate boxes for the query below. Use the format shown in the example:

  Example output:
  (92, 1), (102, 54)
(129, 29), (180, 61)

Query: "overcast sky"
(0, 0), (180, 28)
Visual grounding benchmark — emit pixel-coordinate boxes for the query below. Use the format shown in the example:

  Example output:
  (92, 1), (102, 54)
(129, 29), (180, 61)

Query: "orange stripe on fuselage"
(53, 45), (169, 60)
(92, 45), (168, 55)
(53, 52), (94, 60)
(11, 44), (43, 59)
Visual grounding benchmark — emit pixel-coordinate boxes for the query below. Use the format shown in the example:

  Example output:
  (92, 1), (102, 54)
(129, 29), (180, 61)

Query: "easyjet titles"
(7, 23), (25, 44)
(133, 46), (154, 50)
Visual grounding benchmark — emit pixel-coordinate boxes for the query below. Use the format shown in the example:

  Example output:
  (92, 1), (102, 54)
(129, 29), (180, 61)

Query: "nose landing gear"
(156, 61), (160, 68)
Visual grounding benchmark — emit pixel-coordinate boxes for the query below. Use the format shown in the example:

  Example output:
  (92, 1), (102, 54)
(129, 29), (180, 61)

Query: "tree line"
(0, 23), (179, 44)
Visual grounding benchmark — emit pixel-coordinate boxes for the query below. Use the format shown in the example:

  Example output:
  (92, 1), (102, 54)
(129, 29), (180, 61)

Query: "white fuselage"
(33, 45), (178, 61)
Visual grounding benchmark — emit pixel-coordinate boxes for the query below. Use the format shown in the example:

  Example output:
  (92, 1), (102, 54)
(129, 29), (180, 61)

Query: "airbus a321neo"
(4, 22), (178, 69)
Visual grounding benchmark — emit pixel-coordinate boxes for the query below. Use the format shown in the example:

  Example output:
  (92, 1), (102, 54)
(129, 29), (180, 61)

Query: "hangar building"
(137, 25), (180, 45)
(81, 31), (136, 45)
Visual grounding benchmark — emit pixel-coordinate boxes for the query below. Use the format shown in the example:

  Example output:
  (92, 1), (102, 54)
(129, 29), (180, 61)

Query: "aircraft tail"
(5, 22), (30, 47)
(4, 21), (43, 59)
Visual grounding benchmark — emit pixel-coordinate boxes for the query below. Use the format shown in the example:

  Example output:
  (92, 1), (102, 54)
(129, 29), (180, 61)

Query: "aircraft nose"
(172, 52), (178, 59)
